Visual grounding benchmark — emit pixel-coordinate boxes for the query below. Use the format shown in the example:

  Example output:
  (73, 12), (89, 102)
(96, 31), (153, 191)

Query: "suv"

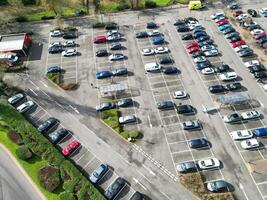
(37, 117), (58, 134)
(105, 177), (125, 200)
(177, 104), (194, 114)
(157, 101), (174, 110)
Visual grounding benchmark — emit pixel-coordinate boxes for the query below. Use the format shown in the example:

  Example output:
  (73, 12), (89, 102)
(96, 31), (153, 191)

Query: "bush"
(15, 16), (28, 22)
(92, 22), (107, 28)
(59, 191), (76, 200)
(77, 185), (90, 200)
(145, 0), (157, 8)
(41, 16), (55, 20)
(63, 178), (80, 193)
(16, 145), (33, 160)
(0, 0), (8, 5)
(59, 83), (79, 90)
(63, 26), (78, 32)
(46, 73), (61, 84)
(38, 165), (61, 192)
(101, 109), (120, 132)
(22, 0), (36, 5)
(7, 130), (23, 145)
(117, 3), (130, 11)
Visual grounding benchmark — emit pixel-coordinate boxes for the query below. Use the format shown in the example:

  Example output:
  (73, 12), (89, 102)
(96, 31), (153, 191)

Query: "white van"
(144, 62), (161, 72)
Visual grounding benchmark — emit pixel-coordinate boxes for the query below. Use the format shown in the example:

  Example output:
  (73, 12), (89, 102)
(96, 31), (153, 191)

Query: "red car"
(216, 19), (229, 26)
(62, 140), (79, 156)
(231, 40), (246, 48)
(185, 41), (198, 49)
(187, 46), (199, 54)
(233, 10), (243, 17)
(93, 35), (106, 44)
(253, 32), (266, 40)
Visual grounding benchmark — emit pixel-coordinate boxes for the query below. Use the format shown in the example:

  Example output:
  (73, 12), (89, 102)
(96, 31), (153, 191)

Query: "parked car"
(253, 32), (266, 40)
(236, 13), (248, 21)
(201, 45), (216, 52)
(182, 33), (193, 40)
(157, 101), (174, 110)
(185, 41), (198, 49)
(192, 51), (205, 58)
(93, 35), (107, 43)
(110, 42), (122, 50)
(142, 48), (154, 56)
(105, 177), (125, 200)
(216, 19), (229, 26)
(215, 64), (230, 73)
(204, 49), (219, 57)
(233, 10), (243, 17)
(176, 161), (196, 173)
(195, 61), (212, 70)
(119, 115), (136, 124)
(194, 31), (208, 39)
(198, 158), (220, 170)
(176, 104), (194, 114)
(173, 19), (185, 26)
(106, 30), (120, 37)
(252, 127), (267, 137)
(222, 27), (236, 35)
(37, 117), (58, 134)
(117, 98), (133, 107)
(238, 49), (254, 57)
(145, 62), (161, 72)
(16, 100), (34, 113)
(159, 56), (172, 64)
(245, 60), (260, 68)
(8, 93), (24, 105)
(96, 49), (108, 57)
(148, 30), (161, 37)
(224, 82), (241, 91)
(136, 31), (148, 38)
(240, 138), (260, 149)
(49, 128), (69, 143)
(190, 138), (209, 149)
(210, 12), (225, 20)
(162, 66), (178, 74)
(109, 53), (124, 61)
(182, 120), (201, 130)
(208, 85), (225, 93)
(234, 45), (249, 53)
(197, 35), (210, 42)
(48, 46), (63, 54)
(112, 67), (128, 76)
(154, 46), (169, 54)
(223, 113), (242, 123)
(194, 56), (207, 63)
(187, 46), (200, 54)
(107, 34), (121, 41)
(129, 192), (145, 200)
(198, 40), (213, 47)
(228, 2), (239, 9)
(63, 32), (77, 39)
(254, 71), (267, 79)
(219, 72), (237, 81)
(247, 9), (257, 17)
(89, 164), (108, 184)
(218, 24), (232, 31)
(95, 102), (115, 112)
(251, 29), (264, 35)
(241, 110), (260, 120)
(176, 25), (190, 32)
(201, 67), (215, 75)
(173, 91), (187, 99)
(226, 32), (240, 39)
(229, 36), (241, 43)
(249, 65), (265, 73)
(146, 21), (157, 29)
(230, 130), (253, 140)
(62, 140), (79, 156)
(207, 180), (228, 192)
(63, 40), (76, 47)
(151, 36), (164, 45)
(215, 16), (226, 23)
(50, 30), (62, 37)
(105, 23), (118, 30)
(49, 41), (62, 48)
(62, 49), (77, 57)
(231, 40), (246, 48)
(96, 70), (113, 79)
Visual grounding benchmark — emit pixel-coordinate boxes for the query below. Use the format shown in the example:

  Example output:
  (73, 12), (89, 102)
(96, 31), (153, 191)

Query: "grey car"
(8, 93), (24, 105)
(95, 102), (115, 112)
(112, 67), (128, 76)
(176, 161), (197, 173)
(182, 120), (201, 130)
(207, 180), (228, 192)
(238, 49), (254, 57)
(89, 164), (108, 184)
(157, 101), (174, 110)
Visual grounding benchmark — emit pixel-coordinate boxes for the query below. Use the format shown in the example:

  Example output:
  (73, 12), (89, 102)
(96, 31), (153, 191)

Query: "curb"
(0, 144), (46, 200)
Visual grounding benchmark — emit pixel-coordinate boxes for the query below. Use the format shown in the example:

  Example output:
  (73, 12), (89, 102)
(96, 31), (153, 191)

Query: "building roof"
(216, 92), (250, 105)
(99, 83), (128, 97)
(0, 33), (25, 52)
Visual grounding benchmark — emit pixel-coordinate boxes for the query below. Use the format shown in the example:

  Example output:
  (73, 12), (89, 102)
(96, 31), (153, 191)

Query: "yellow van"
(188, 1), (203, 10)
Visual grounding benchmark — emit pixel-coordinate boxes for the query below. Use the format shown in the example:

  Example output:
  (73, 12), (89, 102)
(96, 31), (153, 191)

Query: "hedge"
(58, 191), (76, 200)
(38, 165), (61, 192)
(15, 145), (33, 160)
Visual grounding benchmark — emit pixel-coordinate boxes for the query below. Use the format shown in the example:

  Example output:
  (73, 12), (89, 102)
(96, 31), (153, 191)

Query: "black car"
(176, 161), (197, 173)
(48, 46), (63, 54)
(47, 66), (61, 73)
(136, 31), (148, 38)
(105, 177), (125, 200)
(110, 42), (122, 50)
(224, 82), (242, 91)
(162, 66), (178, 74)
(214, 64), (230, 73)
(258, 37), (267, 44)
(176, 25), (190, 32)
(177, 104), (194, 114)
(209, 85), (225, 93)
(184, 17), (198, 23)
(222, 27), (235, 35)
(229, 36), (241, 42)
(37, 117), (58, 134)
(248, 24), (261, 31)
(159, 56), (173, 64)
(198, 40), (214, 47)
(96, 49), (108, 57)
(49, 128), (69, 143)
(195, 60), (212, 70)
(225, 32), (240, 39)
(189, 138), (209, 149)
(173, 19), (185, 26)
(194, 32), (208, 39)
(196, 35), (210, 42)
(157, 101), (174, 110)
(130, 192), (145, 200)
(146, 21), (157, 29)
(192, 51), (205, 58)
(182, 33), (193, 40)
(62, 32), (77, 39)
(105, 23), (118, 30)
(117, 98), (133, 107)
(112, 67), (128, 76)
(247, 9), (257, 17)
(254, 71), (267, 79)
(249, 65), (265, 73)
(193, 29), (206, 34)
(238, 49), (254, 57)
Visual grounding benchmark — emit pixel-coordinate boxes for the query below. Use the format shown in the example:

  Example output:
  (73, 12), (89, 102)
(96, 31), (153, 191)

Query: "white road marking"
(39, 80), (48, 88)
(147, 115), (153, 128)
(239, 183), (250, 200)
(133, 178), (147, 190)
(142, 164), (156, 176)
(29, 88), (38, 96)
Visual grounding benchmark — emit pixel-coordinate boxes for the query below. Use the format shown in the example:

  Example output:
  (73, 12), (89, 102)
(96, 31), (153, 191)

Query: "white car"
(148, 30), (161, 37)
(173, 91), (187, 99)
(142, 48), (154, 56)
(119, 115), (136, 124)
(244, 60), (260, 68)
(241, 139), (260, 149)
(16, 101), (35, 113)
(259, 8), (267, 14)
(236, 14), (248, 21)
(198, 158), (220, 170)
(234, 45), (249, 53)
(193, 56), (206, 63)
(201, 67), (214, 75)
(230, 130), (253, 140)
(263, 84), (267, 91)
(63, 40), (76, 47)
(50, 30), (62, 37)
(214, 16), (226, 23)
(144, 62), (161, 72)
(250, 29), (264, 36)
(109, 53), (124, 61)
(154, 46), (169, 54)
(219, 72), (237, 81)
(49, 42), (61, 48)
(204, 49), (219, 57)
(210, 12), (224, 20)
(62, 49), (77, 57)
(106, 30), (119, 36)
(241, 110), (260, 120)
(201, 45), (216, 52)
(8, 93), (24, 105)
(188, 23), (202, 31)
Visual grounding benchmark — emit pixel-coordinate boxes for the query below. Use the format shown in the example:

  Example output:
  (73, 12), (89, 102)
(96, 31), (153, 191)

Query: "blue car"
(89, 164), (108, 184)
(218, 24), (231, 31)
(151, 36), (164, 45)
(96, 70), (113, 79)
(252, 127), (267, 137)
(47, 66), (61, 73)
(194, 32), (208, 38)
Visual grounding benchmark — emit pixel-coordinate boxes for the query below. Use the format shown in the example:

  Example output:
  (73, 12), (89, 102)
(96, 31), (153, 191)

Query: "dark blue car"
(252, 127), (267, 137)
(195, 61), (212, 70)
(197, 35), (210, 42)
(189, 138), (209, 149)
(47, 66), (61, 73)
(147, 21), (157, 29)
(194, 32), (208, 38)
(96, 70), (113, 79)
(151, 36), (164, 45)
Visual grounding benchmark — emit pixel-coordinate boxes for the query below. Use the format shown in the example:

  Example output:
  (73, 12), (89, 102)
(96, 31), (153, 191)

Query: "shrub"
(117, 3), (130, 11)
(46, 73), (61, 84)
(59, 83), (79, 90)
(101, 109), (120, 132)
(63, 26), (78, 32)
(16, 145), (33, 160)
(41, 16), (55, 20)
(7, 130), (23, 145)
(59, 191), (76, 200)
(92, 22), (106, 28)
(145, 0), (157, 8)
(22, 0), (36, 5)
(77, 185), (90, 200)
(128, 130), (139, 138)
(0, 0), (8, 6)
(15, 16), (28, 22)
(38, 165), (61, 192)
(63, 178), (80, 193)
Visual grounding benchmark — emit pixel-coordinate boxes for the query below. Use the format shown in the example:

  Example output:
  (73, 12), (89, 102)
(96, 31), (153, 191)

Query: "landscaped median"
(46, 72), (79, 91)
(0, 99), (105, 200)
(100, 108), (140, 142)
(179, 172), (234, 200)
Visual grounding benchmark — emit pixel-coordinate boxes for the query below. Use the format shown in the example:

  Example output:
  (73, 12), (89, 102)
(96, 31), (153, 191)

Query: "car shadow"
(127, 71), (134, 76)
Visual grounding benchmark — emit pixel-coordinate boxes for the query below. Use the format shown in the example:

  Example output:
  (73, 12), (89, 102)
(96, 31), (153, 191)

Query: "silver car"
(16, 100), (34, 113)
(119, 115), (136, 124)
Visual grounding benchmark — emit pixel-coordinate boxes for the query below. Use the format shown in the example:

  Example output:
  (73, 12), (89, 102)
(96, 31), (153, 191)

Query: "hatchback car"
(177, 104), (194, 114)
(190, 138), (209, 148)
(117, 98), (133, 107)
(62, 49), (77, 57)
(110, 42), (122, 50)
(16, 100), (35, 113)
(157, 101), (174, 110)
(182, 120), (201, 130)
(96, 49), (108, 57)
(49, 128), (69, 143)
(162, 66), (178, 74)
(105, 177), (125, 200)
(93, 35), (107, 43)
(95, 102), (115, 112)
(96, 70), (113, 79)
(119, 115), (136, 124)
(89, 164), (108, 184)
(176, 161), (196, 173)
(62, 140), (79, 156)
(8, 93), (24, 105)
(109, 53), (124, 61)
(37, 117), (58, 134)
(207, 180), (228, 192)
(223, 113), (242, 123)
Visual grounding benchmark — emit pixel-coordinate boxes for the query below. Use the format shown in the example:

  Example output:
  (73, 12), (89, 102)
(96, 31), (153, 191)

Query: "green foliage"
(59, 191), (76, 200)
(22, 0), (36, 5)
(16, 145), (33, 160)
(0, 0), (8, 5)
(38, 165), (61, 192)
(101, 109), (120, 133)
(15, 16), (28, 22)
(117, 3), (130, 11)
(46, 73), (61, 84)
(7, 130), (23, 145)
(145, 0), (157, 8)
(63, 178), (80, 193)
